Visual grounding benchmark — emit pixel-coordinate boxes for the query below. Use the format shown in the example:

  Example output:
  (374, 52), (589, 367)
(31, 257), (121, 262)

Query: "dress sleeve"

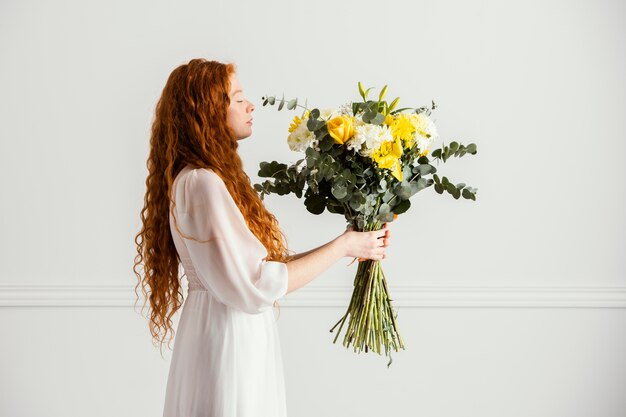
(173, 168), (289, 314)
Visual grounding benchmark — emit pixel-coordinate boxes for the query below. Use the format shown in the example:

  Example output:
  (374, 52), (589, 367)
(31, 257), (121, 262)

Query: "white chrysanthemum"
(345, 136), (364, 153)
(287, 119), (316, 152)
(414, 113), (438, 154)
(415, 134), (434, 154)
(352, 123), (393, 157)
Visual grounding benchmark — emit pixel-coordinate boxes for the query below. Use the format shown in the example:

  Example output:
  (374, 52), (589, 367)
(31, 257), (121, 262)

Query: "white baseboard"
(1, 284), (625, 308)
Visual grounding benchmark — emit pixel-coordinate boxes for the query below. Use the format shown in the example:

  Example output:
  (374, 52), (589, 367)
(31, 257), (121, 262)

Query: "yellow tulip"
(326, 116), (355, 145)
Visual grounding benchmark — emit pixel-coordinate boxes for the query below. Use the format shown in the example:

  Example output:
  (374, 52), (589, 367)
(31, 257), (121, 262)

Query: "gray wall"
(1, 0), (625, 416)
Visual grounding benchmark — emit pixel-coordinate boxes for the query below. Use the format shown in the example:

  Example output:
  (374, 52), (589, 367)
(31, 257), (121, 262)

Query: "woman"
(134, 58), (391, 417)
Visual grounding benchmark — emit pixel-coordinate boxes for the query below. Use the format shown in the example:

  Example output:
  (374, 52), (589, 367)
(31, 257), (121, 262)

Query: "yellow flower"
(386, 113), (418, 149)
(288, 111), (310, 133)
(371, 137), (404, 181)
(326, 116), (355, 145)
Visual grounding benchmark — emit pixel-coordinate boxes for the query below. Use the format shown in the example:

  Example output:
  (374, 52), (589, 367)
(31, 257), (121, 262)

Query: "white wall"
(1, 0), (625, 416)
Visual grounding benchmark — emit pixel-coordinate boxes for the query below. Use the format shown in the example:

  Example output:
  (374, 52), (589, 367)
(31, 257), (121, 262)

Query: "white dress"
(162, 166), (290, 417)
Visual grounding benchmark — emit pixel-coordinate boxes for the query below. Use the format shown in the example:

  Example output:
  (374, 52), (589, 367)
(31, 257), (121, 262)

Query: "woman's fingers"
(348, 222), (393, 261)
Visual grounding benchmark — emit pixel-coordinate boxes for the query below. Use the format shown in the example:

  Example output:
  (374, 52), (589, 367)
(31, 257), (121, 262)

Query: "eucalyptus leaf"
(394, 181), (412, 200)
(376, 212), (395, 222)
(332, 184), (348, 200)
(417, 164), (433, 175)
(278, 94), (285, 110)
(392, 199), (410, 214)
(378, 203), (391, 214)
(370, 113), (385, 125)
(382, 189), (394, 203)
(304, 193), (326, 215)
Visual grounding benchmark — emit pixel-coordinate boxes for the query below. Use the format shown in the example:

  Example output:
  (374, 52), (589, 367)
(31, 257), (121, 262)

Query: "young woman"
(134, 58), (391, 417)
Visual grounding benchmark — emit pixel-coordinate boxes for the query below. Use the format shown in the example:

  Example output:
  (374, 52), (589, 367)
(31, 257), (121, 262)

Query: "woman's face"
(226, 73), (255, 140)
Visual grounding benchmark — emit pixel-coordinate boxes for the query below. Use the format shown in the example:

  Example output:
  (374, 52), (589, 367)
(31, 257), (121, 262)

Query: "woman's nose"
(248, 101), (255, 112)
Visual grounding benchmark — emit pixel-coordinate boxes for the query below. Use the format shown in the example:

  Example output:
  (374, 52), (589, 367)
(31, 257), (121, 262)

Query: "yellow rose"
(326, 116), (355, 145)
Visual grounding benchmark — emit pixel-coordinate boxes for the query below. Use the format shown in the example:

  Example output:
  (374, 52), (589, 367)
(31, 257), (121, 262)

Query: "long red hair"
(133, 58), (292, 353)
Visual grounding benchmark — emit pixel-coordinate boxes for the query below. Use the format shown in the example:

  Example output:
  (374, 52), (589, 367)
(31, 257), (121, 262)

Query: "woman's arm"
(286, 243), (327, 261)
(284, 224), (390, 295)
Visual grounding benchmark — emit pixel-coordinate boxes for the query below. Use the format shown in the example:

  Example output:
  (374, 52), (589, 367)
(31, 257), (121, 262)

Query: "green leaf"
(287, 98), (297, 110)
(319, 136), (334, 152)
(392, 199), (410, 214)
(412, 177), (430, 194)
(258, 160), (287, 177)
(277, 93), (285, 110)
(387, 97), (400, 114)
(370, 113), (385, 125)
(434, 183), (444, 194)
(378, 85), (388, 102)
(304, 193), (326, 215)
(362, 110), (377, 123)
(394, 182), (412, 200)
(377, 178), (388, 192)
(376, 212), (395, 222)
(466, 143), (477, 154)
(358, 81), (365, 99)
(331, 184), (347, 199)
(417, 164), (433, 175)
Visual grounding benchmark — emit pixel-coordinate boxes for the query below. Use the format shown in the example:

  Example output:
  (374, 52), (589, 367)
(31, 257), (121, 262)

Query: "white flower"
(337, 102), (353, 116)
(415, 134), (434, 154)
(414, 113), (438, 155)
(287, 119), (316, 152)
(352, 123), (393, 157)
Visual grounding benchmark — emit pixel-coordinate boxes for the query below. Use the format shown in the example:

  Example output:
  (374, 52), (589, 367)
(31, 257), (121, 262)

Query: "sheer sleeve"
(172, 168), (289, 314)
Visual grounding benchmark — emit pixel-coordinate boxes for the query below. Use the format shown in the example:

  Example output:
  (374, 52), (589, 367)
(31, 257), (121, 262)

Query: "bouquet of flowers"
(254, 83), (478, 367)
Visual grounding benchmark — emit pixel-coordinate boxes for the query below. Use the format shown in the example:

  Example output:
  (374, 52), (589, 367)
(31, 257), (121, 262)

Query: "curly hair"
(133, 58), (293, 354)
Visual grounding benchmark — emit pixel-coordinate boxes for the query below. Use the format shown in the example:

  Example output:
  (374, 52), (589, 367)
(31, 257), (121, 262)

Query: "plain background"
(1, 0), (625, 416)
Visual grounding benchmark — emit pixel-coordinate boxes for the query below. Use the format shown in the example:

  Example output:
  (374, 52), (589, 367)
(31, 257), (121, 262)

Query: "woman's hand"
(338, 221), (392, 262)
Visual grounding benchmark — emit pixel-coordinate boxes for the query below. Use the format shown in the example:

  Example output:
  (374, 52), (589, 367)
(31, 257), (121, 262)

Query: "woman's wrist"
(331, 234), (347, 258)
